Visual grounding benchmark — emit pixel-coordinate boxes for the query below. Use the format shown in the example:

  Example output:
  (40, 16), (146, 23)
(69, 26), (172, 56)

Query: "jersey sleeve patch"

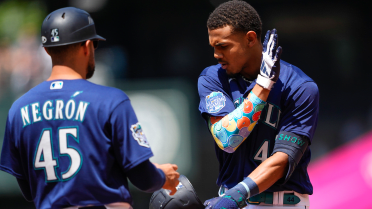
(205, 91), (226, 113)
(131, 123), (150, 148)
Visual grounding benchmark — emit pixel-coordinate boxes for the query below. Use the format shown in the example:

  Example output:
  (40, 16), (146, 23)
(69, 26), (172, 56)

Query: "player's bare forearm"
(208, 84), (270, 153)
(248, 151), (288, 193)
(251, 84), (270, 101)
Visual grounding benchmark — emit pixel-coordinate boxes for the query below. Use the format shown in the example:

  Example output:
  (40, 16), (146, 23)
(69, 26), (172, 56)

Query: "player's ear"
(82, 40), (91, 57)
(246, 31), (258, 47)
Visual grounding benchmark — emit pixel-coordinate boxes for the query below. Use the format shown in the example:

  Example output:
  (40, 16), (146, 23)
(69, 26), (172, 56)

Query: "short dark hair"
(207, 0), (262, 39)
(45, 43), (81, 64)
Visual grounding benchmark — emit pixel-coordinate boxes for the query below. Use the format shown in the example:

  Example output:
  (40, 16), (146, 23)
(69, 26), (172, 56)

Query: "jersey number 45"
(34, 127), (82, 182)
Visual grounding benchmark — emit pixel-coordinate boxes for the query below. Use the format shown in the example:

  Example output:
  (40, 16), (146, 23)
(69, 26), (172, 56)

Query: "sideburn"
(86, 50), (95, 79)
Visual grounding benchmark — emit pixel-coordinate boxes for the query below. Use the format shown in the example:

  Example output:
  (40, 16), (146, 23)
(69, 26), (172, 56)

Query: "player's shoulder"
(198, 64), (228, 85)
(280, 60), (317, 88)
(8, 80), (130, 119)
(73, 81), (132, 115)
(280, 60), (314, 83)
(10, 82), (45, 109)
(279, 60), (319, 98)
(84, 81), (129, 100)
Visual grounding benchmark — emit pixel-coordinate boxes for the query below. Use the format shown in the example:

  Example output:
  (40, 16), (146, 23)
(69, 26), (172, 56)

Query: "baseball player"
(198, 1), (319, 209)
(0, 7), (180, 209)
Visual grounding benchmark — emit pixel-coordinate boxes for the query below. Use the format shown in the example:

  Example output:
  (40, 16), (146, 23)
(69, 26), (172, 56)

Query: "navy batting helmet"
(149, 175), (204, 209)
(41, 7), (105, 47)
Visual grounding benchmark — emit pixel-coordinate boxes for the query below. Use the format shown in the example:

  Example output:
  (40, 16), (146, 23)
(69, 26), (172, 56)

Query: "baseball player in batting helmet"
(0, 7), (180, 209)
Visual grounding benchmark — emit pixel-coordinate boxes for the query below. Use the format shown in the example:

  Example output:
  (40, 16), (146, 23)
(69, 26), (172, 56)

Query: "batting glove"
(256, 29), (282, 90)
(204, 197), (222, 209)
(210, 196), (240, 209)
(204, 196), (240, 209)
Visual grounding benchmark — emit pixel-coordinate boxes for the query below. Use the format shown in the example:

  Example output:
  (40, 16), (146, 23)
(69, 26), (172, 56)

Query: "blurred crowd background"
(0, 0), (371, 208)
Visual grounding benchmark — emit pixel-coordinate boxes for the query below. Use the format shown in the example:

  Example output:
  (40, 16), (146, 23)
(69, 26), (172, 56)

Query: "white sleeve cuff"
(256, 74), (275, 90)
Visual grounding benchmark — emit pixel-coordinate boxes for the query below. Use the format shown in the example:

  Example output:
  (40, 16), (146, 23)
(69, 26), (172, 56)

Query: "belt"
(247, 192), (300, 205)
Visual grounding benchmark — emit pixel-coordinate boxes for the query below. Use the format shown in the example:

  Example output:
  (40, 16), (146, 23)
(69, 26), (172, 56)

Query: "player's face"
(86, 41), (96, 79)
(208, 25), (251, 76)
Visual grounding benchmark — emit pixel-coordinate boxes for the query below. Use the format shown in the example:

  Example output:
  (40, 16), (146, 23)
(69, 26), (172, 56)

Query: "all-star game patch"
(51, 28), (59, 42)
(130, 122), (150, 148)
(205, 91), (226, 113)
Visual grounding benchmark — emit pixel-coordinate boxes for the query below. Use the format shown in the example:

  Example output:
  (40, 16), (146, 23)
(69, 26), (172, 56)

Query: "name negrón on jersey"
(20, 99), (89, 127)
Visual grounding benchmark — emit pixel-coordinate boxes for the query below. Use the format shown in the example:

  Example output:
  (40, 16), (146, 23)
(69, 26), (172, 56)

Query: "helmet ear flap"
(149, 175), (205, 209)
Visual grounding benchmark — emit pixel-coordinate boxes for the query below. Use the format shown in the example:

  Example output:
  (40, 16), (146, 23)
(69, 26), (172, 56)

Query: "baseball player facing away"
(0, 7), (179, 209)
(199, 1), (319, 209)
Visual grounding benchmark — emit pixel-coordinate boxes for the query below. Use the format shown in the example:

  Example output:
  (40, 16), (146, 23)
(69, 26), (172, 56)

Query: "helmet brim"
(42, 35), (106, 47)
(93, 34), (106, 41)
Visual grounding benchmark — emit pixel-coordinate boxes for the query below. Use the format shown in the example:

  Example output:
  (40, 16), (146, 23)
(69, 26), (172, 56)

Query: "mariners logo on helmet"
(51, 29), (59, 42)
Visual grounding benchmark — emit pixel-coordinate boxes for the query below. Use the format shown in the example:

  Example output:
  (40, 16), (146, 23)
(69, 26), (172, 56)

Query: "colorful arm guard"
(208, 92), (266, 153)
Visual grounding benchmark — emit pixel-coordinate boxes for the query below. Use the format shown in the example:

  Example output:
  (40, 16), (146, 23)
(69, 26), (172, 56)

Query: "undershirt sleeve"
(126, 160), (165, 193)
(272, 131), (309, 184)
(17, 178), (33, 202)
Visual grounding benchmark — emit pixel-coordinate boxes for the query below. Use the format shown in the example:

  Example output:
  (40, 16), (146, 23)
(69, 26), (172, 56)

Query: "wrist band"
(241, 177), (259, 198)
(239, 182), (250, 197)
(223, 177), (260, 208)
(256, 74), (275, 90)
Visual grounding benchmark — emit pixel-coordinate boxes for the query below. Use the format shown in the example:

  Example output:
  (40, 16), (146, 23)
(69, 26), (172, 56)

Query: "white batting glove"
(256, 29), (283, 90)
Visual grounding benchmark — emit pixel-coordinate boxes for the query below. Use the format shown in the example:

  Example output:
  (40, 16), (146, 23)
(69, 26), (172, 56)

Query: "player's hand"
(257, 29), (282, 89)
(204, 196), (239, 209)
(154, 163), (180, 195)
(204, 197), (221, 209)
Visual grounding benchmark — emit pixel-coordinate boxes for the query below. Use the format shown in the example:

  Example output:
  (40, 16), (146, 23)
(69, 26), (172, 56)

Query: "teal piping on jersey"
(208, 92), (266, 153)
